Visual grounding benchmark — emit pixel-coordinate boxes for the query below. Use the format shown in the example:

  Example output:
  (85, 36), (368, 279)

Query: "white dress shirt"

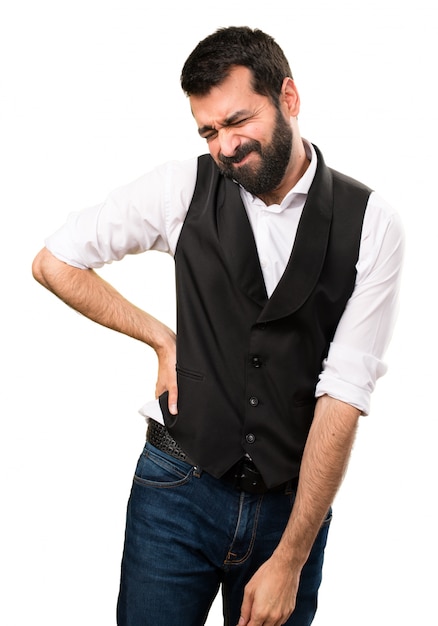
(45, 141), (404, 417)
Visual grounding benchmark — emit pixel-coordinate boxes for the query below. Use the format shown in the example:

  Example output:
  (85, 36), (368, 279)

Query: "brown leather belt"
(146, 420), (297, 495)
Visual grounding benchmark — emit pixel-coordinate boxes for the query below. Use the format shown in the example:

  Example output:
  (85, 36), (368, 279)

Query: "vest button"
(249, 396), (259, 407)
(251, 356), (262, 368)
(246, 433), (256, 444)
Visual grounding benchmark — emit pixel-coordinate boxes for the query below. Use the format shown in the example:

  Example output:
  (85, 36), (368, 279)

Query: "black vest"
(159, 146), (371, 488)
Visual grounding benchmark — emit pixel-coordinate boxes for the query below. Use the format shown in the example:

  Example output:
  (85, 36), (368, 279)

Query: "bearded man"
(32, 26), (404, 626)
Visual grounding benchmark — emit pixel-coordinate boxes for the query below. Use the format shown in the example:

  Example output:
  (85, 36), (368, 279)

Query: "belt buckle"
(234, 460), (267, 494)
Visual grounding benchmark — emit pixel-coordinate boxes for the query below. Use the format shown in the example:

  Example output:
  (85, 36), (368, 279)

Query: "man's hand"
(238, 554), (300, 626)
(155, 340), (178, 415)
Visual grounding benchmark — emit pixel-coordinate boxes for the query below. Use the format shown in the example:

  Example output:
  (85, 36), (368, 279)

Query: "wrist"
(150, 323), (176, 355)
(273, 537), (309, 571)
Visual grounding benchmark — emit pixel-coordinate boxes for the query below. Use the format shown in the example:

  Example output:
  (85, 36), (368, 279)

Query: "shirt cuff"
(315, 342), (388, 415)
(138, 399), (165, 424)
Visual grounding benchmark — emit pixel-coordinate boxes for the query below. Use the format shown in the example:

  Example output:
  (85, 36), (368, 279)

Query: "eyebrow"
(197, 109), (252, 137)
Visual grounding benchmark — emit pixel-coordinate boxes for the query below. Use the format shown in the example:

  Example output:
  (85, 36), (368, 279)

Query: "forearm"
(238, 395), (360, 625)
(275, 394), (360, 568)
(32, 247), (175, 353)
(33, 247), (178, 411)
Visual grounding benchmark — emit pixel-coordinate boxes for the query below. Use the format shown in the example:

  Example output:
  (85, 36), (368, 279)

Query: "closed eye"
(229, 117), (250, 127)
(198, 111), (253, 142)
(199, 128), (218, 142)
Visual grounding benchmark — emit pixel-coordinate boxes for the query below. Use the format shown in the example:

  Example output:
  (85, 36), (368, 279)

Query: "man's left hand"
(237, 554), (300, 626)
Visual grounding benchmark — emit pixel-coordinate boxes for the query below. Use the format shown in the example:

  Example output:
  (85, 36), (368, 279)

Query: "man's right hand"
(155, 340), (178, 415)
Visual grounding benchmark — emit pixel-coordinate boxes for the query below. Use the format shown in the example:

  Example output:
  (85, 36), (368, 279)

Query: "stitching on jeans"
(133, 447), (193, 489)
(223, 494), (264, 566)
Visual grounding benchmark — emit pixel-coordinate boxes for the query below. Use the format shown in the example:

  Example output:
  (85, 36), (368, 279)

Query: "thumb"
(168, 386), (178, 415)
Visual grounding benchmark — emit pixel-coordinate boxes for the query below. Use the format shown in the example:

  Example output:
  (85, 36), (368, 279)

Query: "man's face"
(190, 66), (293, 198)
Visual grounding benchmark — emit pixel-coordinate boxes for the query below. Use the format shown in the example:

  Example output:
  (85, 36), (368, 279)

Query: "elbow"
(32, 247), (54, 288)
(32, 248), (45, 285)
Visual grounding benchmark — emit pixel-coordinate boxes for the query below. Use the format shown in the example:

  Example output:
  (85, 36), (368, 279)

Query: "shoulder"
(363, 191), (404, 242)
(330, 167), (373, 195)
(109, 156), (199, 203)
(357, 191), (405, 278)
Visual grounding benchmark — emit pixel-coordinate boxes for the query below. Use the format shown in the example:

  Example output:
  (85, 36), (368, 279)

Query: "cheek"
(246, 121), (265, 140)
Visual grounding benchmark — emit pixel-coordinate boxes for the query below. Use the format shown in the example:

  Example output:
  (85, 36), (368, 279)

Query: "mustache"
(218, 140), (262, 165)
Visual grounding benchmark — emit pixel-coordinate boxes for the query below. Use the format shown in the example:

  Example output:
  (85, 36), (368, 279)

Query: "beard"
(216, 108), (293, 197)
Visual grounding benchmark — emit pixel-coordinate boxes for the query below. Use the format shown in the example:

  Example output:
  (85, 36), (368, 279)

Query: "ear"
(280, 77), (300, 117)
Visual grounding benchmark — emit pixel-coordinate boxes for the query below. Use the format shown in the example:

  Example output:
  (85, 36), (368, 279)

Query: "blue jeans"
(117, 442), (331, 626)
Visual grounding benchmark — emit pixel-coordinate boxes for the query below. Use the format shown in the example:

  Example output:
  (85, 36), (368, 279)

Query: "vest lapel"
(258, 147), (334, 322)
(214, 146), (334, 317)
(216, 175), (268, 306)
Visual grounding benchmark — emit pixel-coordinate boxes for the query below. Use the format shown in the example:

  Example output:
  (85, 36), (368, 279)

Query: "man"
(32, 26), (404, 626)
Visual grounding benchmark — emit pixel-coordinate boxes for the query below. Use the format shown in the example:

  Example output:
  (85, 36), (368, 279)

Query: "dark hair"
(180, 26), (293, 104)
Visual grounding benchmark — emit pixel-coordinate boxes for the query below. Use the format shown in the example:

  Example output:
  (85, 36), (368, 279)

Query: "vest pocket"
(176, 365), (205, 382)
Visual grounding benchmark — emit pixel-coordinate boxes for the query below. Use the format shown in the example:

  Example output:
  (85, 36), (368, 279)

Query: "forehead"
(189, 66), (266, 126)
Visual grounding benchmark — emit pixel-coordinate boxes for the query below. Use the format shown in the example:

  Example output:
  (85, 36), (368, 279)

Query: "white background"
(1, 1), (437, 624)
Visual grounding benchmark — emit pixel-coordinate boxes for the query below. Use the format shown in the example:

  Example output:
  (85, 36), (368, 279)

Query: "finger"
(238, 591), (253, 626)
(168, 384), (178, 415)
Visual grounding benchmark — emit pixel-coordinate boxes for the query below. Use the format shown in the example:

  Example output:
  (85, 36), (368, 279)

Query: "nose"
(217, 127), (241, 158)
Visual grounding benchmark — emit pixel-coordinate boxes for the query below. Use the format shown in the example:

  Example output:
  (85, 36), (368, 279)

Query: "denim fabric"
(117, 443), (331, 626)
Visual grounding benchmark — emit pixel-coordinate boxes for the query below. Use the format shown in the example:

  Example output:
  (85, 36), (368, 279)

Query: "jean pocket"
(133, 443), (193, 489)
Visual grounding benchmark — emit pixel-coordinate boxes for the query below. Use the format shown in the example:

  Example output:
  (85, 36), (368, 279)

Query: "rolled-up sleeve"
(315, 192), (404, 414)
(45, 158), (197, 268)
